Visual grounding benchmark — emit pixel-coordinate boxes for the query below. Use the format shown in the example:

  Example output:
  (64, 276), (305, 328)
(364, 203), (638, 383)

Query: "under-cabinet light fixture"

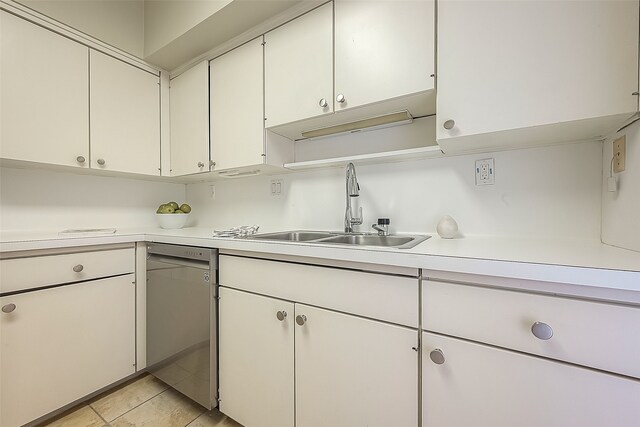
(300, 111), (413, 140)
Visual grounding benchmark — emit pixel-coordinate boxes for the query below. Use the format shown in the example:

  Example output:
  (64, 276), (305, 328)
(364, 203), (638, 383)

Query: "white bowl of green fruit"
(155, 201), (192, 229)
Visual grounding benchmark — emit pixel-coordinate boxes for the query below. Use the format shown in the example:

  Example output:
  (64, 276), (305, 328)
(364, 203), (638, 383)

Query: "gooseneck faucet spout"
(344, 163), (363, 233)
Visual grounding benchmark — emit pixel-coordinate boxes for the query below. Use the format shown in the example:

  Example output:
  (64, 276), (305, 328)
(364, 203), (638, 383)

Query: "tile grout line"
(94, 381), (171, 424)
(88, 405), (109, 426)
(183, 408), (208, 427)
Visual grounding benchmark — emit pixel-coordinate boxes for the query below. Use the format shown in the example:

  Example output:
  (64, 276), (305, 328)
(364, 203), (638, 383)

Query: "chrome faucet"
(344, 163), (363, 233)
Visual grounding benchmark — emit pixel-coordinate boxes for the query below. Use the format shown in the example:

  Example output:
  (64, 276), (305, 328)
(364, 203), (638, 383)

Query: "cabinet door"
(334, 0), (435, 112)
(264, 3), (333, 128)
(0, 11), (89, 168)
(210, 37), (264, 171)
(219, 288), (294, 427)
(0, 275), (136, 427)
(437, 0), (639, 143)
(422, 332), (640, 427)
(90, 50), (160, 175)
(295, 304), (418, 427)
(169, 61), (209, 176)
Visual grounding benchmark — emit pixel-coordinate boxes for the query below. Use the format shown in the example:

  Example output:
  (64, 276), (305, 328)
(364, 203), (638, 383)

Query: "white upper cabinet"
(263, 1), (435, 141)
(90, 50), (160, 175)
(264, 3), (334, 128)
(437, 0), (640, 153)
(334, 0), (435, 112)
(169, 61), (209, 176)
(210, 37), (266, 171)
(0, 11), (89, 168)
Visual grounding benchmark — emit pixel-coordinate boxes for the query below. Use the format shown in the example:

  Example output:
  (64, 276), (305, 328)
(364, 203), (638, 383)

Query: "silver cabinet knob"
(210, 160), (216, 168)
(198, 162), (205, 168)
(336, 94), (346, 104)
(76, 156), (86, 164)
(276, 311), (287, 321)
(2, 303), (16, 313)
(429, 348), (445, 365)
(73, 264), (84, 273)
(319, 98), (328, 108)
(443, 119), (455, 130)
(531, 322), (553, 340)
(97, 158), (106, 166)
(295, 314), (307, 326)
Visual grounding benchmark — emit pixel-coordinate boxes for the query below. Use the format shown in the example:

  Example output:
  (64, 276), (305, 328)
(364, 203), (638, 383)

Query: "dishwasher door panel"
(146, 257), (216, 409)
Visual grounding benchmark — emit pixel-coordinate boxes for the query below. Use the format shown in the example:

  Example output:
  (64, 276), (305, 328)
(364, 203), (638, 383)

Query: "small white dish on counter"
(156, 213), (190, 229)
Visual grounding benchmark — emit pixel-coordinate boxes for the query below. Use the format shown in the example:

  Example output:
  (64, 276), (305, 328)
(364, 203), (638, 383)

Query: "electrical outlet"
(475, 158), (495, 185)
(270, 179), (283, 196)
(613, 136), (626, 173)
(209, 185), (216, 199)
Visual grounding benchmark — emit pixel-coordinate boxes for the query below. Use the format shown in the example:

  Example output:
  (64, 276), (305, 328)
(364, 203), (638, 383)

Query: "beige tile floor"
(39, 374), (242, 427)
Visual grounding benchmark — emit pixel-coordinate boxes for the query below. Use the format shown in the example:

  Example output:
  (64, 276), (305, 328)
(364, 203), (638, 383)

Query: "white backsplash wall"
(187, 141), (603, 240)
(0, 167), (185, 232)
(602, 120), (640, 252)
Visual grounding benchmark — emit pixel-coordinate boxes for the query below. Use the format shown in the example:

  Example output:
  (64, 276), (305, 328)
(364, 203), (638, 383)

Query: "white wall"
(186, 141), (603, 240)
(0, 167), (185, 232)
(602, 120), (640, 252)
(17, 0), (145, 57)
(143, 0), (231, 57)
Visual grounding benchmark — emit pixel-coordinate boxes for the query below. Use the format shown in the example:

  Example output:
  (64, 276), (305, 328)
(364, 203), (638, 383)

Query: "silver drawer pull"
(443, 119), (455, 130)
(2, 303), (16, 313)
(531, 321), (553, 340)
(73, 264), (84, 273)
(295, 314), (307, 326)
(430, 348), (445, 365)
(276, 311), (287, 321)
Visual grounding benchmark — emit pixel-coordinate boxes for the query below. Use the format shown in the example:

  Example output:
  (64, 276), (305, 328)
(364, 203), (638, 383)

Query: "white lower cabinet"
(219, 287), (418, 427)
(219, 287), (295, 427)
(295, 304), (418, 427)
(0, 275), (136, 427)
(422, 332), (640, 427)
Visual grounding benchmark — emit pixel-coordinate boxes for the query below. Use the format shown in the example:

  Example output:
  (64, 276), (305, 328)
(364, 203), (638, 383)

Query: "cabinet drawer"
(1, 247), (135, 293)
(423, 280), (640, 378)
(220, 255), (418, 327)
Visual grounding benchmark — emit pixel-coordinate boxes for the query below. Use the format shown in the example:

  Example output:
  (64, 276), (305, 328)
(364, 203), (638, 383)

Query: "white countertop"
(1, 227), (639, 294)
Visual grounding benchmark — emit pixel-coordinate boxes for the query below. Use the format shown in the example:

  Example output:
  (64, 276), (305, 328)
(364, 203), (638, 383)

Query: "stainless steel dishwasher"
(146, 243), (218, 409)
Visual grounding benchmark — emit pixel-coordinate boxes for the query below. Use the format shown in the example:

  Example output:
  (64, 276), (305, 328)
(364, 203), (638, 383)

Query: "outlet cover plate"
(613, 135), (626, 173)
(475, 158), (495, 185)
(270, 179), (283, 196)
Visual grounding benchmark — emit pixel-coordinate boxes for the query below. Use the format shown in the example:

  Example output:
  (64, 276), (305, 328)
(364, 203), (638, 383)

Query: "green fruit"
(167, 201), (179, 210)
(159, 206), (175, 214)
(174, 209), (184, 214)
(179, 203), (192, 213)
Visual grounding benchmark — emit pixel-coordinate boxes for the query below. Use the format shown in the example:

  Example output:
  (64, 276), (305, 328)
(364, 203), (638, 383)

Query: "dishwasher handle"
(147, 254), (212, 270)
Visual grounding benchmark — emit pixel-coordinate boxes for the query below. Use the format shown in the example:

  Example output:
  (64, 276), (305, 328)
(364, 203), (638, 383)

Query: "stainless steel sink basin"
(245, 230), (430, 249)
(319, 234), (415, 247)
(249, 231), (336, 242)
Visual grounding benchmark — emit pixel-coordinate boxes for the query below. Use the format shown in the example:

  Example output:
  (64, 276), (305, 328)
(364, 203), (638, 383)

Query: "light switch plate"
(613, 136), (626, 173)
(475, 158), (495, 185)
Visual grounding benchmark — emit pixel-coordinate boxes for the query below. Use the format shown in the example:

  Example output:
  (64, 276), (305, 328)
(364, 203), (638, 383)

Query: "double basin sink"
(244, 230), (430, 250)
